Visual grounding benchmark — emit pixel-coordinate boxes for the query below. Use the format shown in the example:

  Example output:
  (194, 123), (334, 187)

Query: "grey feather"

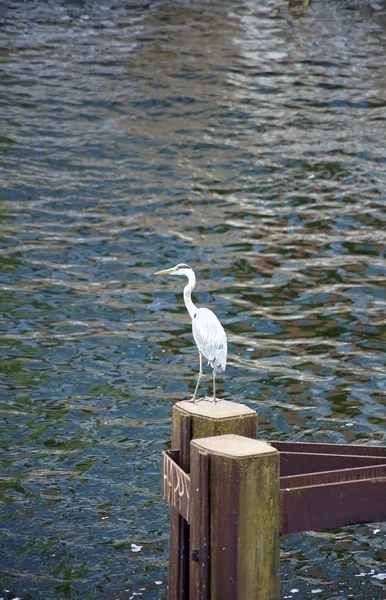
(192, 307), (227, 373)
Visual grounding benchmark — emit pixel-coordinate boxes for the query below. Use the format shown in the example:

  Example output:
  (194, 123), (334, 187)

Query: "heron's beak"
(153, 267), (175, 276)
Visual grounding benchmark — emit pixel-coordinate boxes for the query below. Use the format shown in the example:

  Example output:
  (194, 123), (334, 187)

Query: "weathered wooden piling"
(190, 434), (280, 600)
(168, 400), (258, 600)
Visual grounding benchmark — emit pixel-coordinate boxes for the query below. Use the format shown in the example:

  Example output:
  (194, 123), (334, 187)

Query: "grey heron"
(153, 263), (227, 402)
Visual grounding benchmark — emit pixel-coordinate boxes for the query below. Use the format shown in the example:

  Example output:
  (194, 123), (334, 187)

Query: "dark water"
(1, 0), (386, 598)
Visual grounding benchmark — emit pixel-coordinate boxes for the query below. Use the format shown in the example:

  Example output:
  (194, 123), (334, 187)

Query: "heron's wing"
(192, 307), (227, 373)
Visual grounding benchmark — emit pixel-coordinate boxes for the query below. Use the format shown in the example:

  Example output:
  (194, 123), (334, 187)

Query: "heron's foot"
(204, 395), (216, 403)
(187, 396), (219, 403)
(188, 396), (204, 403)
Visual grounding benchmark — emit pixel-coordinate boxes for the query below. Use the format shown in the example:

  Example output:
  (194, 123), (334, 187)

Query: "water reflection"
(1, 0), (386, 598)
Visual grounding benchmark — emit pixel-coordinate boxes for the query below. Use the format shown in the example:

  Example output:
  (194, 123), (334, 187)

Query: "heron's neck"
(183, 271), (198, 319)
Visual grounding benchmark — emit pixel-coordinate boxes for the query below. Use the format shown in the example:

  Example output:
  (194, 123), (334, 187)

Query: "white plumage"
(192, 307), (227, 374)
(154, 263), (227, 402)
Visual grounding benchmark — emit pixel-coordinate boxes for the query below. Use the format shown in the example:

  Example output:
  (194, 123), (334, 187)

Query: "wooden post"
(190, 434), (280, 600)
(168, 412), (192, 600)
(172, 400), (258, 450)
(168, 400), (258, 600)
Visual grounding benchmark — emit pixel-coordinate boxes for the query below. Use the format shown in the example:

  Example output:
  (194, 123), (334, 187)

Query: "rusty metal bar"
(274, 441), (386, 535)
(281, 476), (386, 534)
(281, 462), (386, 489)
(271, 440), (386, 457)
(279, 452), (386, 477)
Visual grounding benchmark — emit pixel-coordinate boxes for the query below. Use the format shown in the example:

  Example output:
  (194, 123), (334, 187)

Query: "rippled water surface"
(1, 0), (386, 598)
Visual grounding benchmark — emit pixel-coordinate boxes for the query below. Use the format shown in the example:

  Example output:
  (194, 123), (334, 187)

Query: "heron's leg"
(190, 352), (203, 403)
(212, 369), (217, 402)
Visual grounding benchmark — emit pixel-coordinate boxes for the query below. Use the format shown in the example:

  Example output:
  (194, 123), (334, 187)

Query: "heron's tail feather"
(210, 355), (226, 374)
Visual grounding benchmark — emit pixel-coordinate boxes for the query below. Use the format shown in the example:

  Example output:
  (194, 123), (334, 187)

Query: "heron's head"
(153, 263), (193, 277)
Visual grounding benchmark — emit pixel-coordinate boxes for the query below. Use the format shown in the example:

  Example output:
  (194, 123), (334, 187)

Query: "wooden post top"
(175, 400), (256, 420)
(192, 434), (277, 458)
